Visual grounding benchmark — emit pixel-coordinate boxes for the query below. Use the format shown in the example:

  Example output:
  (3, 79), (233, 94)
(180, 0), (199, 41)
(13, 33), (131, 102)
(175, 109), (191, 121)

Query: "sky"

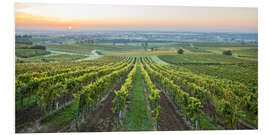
(15, 3), (258, 33)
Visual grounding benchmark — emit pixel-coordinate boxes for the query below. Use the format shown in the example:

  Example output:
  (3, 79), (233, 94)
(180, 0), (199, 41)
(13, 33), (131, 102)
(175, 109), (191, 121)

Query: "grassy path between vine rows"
(120, 62), (153, 131)
(150, 55), (170, 65)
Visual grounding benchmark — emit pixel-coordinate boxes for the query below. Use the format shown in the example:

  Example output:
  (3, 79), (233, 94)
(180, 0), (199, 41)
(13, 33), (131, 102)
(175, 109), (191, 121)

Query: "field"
(16, 49), (51, 58)
(15, 42), (258, 132)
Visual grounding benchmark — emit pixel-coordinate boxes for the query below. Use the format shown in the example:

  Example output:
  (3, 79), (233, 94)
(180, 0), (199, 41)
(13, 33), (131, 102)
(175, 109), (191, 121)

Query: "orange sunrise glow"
(15, 3), (258, 32)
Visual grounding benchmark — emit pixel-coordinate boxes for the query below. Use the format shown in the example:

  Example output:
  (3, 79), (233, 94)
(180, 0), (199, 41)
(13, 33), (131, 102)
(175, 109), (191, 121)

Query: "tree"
(177, 49), (184, 54)
(223, 50), (232, 56)
(90, 40), (95, 45)
(142, 42), (148, 51)
(31, 45), (46, 50)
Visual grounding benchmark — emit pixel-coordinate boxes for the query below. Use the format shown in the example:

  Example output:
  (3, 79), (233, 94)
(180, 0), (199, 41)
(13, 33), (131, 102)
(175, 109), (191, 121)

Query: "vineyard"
(12, 3), (259, 133)
(16, 48), (258, 132)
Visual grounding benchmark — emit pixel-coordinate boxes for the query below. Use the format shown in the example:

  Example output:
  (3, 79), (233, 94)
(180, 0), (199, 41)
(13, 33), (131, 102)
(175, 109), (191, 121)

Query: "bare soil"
(238, 119), (254, 129)
(16, 106), (41, 133)
(78, 74), (127, 132)
(158, 91), (192, 131)
(79, 90), (116, 132)
(16, 92), (74, 133)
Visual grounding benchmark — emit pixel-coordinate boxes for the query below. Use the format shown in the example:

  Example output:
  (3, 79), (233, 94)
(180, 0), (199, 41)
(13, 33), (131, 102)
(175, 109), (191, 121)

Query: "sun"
(68, 26), (72, 30)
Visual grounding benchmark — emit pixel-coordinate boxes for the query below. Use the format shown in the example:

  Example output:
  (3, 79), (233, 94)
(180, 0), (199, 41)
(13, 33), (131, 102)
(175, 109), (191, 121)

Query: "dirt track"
(16, 106), (41, 132)
(158, 91), (191, 131)
(79, 90), (116, 132)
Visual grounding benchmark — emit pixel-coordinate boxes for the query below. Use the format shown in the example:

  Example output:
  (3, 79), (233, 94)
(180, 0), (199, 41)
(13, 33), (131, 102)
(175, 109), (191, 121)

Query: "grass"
(16, 54), (88, 63)
(40, 101), (77, 127)
(46, 44), (141, 53)
(158, 54), (250, 64)
(184, 42), (257, 47)
(47, 48), (91, 55)
(150, 55), (170, 65)
(103, 50), (175, 56)
(179, 63), (258, 90)
(240, 111), (258, 128)
(199, 114), (222, 130)
(15, 95), (36, 111)
(16, 49), (51, 58)
(157, 50), (258, 128)
(203, 46), (258, 61)
(182, 45), (212, 53)
(43, 54), (88, 62)
(157, 48), (258, 90)
(120, 62), (153, 131)
(75, 55), (103, 62)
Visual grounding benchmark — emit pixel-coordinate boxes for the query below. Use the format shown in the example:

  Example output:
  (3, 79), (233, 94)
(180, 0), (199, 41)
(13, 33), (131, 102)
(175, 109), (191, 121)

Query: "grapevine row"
(112, 59), (137, 127)
(74, 58), (135, 121)
(36, 59), (132, 114)
(140, 58), (161, 129)
(16, 58), (130, 113)
(146, 56), (257, 128)
(141, 57), (202, 129)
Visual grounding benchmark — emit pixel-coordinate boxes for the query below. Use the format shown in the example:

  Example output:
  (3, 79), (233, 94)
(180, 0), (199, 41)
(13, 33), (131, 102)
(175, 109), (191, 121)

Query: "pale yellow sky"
(15, 3), (258, 32)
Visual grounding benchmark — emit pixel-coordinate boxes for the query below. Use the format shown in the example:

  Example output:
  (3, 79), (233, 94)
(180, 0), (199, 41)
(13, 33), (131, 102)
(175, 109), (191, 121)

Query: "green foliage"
(15, 35), (33, 45)
(141, 57), (202, 124)
(40, 102), (78, 127)
(158, 54), (248, 65)
(76, 58), (135, 116)
(143, 56), (257, 129)
(120, 62), (153, 131)
(178, 64), (258, 90)
(95, 50), (103, 55)
(177, 49), (184, 54)
(113, 61), (137, 115)
(223, 50), (232, 55)
(16, 45), (47, 50)
(30, 45), (47, 50)
(187, 97), (202, 121)
(16, 49), (51, 58)
(183, 46), (211, 53)
(152, 57), (257, 128)
(140, 62), (161, 126)
(15, 57), (130, 113)
(15, 42), (258, 131)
